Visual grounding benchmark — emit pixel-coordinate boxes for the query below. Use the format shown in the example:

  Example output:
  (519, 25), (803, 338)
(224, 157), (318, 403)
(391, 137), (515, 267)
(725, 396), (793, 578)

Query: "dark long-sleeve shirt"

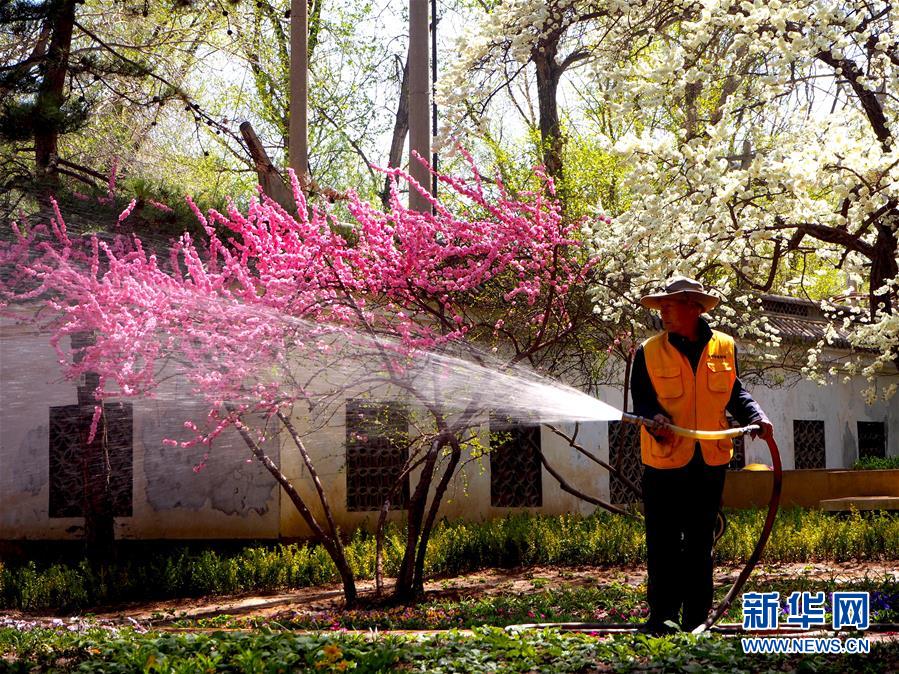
(631, 319), (768, 428)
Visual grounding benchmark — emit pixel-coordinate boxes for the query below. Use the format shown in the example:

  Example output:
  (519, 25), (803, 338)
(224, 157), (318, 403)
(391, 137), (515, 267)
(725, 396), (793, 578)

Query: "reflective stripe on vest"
(639, 330), (736, 469)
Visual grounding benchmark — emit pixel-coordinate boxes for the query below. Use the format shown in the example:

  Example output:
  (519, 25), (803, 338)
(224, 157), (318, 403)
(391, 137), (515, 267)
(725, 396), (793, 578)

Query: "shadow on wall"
(141, 402), (277, 516)
(841, 422), (856, 467)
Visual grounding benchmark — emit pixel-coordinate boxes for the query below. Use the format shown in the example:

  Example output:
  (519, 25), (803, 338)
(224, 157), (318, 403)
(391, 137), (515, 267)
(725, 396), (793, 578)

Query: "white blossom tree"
(437, 1), (679, 185)
(440, 0), (899, 399)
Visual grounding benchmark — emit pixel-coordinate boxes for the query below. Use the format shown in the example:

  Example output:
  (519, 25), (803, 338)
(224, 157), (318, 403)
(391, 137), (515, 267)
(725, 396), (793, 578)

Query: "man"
(632, 276), (773, 634)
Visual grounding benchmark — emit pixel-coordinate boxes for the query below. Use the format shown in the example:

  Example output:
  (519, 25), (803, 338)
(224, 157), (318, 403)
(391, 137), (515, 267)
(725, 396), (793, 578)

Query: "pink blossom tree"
(1, 155), (605, 603)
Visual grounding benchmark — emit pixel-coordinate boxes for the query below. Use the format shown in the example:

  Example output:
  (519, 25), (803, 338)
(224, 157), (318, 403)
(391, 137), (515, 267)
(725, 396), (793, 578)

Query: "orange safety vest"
(639, 330), (736, 469)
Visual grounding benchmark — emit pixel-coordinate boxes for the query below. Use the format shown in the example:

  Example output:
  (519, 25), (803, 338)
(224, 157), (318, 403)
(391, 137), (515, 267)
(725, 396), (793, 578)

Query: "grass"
(1, 509), (897, 611)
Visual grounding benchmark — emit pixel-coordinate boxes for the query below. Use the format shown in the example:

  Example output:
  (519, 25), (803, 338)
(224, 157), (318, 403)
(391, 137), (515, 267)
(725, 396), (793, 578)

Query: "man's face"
(659, 297), (703, 337)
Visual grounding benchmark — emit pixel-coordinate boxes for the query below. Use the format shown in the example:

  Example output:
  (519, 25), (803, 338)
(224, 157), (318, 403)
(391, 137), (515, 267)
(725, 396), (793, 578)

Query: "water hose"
(511, 416), (783, 635)
(619, 413), (763, 442)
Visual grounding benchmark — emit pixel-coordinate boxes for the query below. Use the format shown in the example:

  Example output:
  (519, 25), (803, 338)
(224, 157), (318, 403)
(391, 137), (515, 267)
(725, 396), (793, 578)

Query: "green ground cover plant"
(2, 509), (897, 612)
(1, 624), (896, 673)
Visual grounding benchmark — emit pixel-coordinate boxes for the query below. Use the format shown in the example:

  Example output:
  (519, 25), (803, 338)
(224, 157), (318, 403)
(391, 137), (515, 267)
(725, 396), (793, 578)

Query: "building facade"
(1, 296), (896, 540)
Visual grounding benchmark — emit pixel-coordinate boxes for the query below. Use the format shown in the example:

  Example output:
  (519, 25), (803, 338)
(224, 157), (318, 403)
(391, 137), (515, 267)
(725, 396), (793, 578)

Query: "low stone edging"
(723, 469), (899, 509)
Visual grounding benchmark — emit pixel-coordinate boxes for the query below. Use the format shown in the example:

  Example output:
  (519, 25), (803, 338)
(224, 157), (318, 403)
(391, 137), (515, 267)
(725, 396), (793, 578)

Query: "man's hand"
(750, 419), (774, 441)
(648, 413), (675, 444)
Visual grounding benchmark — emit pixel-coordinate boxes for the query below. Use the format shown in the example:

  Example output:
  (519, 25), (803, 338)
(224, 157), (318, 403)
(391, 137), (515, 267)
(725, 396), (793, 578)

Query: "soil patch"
(6, 560), (896, 625)
(10, 562), (899, 622)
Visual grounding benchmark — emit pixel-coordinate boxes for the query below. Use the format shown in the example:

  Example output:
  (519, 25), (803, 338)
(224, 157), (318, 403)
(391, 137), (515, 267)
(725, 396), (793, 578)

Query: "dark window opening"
(608, 420), (642, 504)
(345, 400), (409, 512)
(793, 419), (826, 469)
(857, 421), (886, 459)
(49, 402), (133, 518)
(489, 417), (542, 507)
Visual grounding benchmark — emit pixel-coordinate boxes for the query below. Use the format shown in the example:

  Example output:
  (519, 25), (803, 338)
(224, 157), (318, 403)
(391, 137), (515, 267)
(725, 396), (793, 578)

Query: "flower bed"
(2, 509), (897, 611)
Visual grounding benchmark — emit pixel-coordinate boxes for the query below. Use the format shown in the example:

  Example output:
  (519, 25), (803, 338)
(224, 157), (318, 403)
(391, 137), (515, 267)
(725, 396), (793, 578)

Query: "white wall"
(2, 322), (896, 540)
(1, 327), (80, 539)
(743, 374), (897, 468)
(0, 325), (280, 540)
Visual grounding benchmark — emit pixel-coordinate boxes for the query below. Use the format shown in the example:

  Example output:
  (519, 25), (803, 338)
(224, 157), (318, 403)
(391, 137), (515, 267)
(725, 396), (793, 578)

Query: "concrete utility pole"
(289, 0), (309, 181)
(431, 0), (438, 198)
(408, 0), (431, 212)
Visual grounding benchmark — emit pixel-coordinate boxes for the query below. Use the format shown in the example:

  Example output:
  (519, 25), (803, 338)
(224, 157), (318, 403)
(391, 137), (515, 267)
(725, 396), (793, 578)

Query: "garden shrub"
(1, 562), (89, 612)
(1, 508), (896, 611)
(852, 455), (899, 470)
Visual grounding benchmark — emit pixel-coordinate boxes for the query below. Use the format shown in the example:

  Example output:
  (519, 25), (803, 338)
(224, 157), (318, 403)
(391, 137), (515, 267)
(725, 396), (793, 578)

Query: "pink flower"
(1, 153), (598, 487)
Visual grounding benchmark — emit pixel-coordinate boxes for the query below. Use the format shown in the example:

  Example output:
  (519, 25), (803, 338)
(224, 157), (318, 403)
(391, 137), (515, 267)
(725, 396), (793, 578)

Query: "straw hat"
(638, 276), (720, 312)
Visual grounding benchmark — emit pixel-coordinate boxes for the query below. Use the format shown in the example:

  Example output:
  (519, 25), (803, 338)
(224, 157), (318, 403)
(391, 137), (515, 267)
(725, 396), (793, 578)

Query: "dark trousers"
(642, 446), (727, 630)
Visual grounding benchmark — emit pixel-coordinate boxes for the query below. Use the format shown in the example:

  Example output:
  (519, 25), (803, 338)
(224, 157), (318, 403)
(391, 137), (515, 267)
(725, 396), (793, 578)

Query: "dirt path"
(7, 560), (892, 625)
(52, 562), (899, 622)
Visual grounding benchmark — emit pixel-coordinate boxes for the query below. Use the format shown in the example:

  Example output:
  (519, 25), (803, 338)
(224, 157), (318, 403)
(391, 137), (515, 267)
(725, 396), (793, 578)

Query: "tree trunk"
(533, 46), (563, 183)
(276, 411), (358, 599)
(410, 435), (462, 594)
(81, 403), (115, 550)
(408, 0), (431, 213)
(70, 332), (116, 565)
(870, 220), (898, 318)
(374, 498), (390, 596)
(381, 59), (410, 209)
(289, 0), (308, 179)
(228, 407), (358, 604)
(240, 121), (295, 209)
(393, 436), (444, 601)
(34, 0), (77, 186)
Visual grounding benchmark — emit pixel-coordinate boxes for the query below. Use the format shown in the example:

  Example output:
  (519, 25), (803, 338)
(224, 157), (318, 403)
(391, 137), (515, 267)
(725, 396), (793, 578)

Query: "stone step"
(819, 496), (899, 511)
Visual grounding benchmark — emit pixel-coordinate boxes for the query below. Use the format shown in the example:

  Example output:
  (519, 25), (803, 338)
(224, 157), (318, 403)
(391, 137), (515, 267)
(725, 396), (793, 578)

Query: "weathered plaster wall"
(2, 321), (896, 541)
(733, 373), (896, 469)
(122, 384), (280, 539)
(1, 327), (81, 539)
(1, 326), (280, 540)
(278, 399), (613, 539)
(169, 352), (895, 538)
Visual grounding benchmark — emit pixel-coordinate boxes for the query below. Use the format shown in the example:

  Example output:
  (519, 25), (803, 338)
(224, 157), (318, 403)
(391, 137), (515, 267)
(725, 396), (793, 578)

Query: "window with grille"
(792, 420), (826, 469)
(49, 402), (133, 518)
(608, 420), (643, 504)
(345, 400), (409, 512)
(489, 417), (542, 507)
(857, 421), (886, 459)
